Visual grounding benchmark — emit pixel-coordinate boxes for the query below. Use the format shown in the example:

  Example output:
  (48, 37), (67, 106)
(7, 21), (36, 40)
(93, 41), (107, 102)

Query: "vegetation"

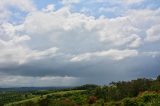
(0, 75), (160, 106)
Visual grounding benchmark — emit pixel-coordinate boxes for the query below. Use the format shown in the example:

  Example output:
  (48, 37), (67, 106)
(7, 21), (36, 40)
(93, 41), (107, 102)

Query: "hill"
(0, 75), (160, 106)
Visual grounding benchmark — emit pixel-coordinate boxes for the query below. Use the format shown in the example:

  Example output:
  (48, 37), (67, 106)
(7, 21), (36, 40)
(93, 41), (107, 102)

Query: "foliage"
(0, 91), (34, 105)
(157, 75), (160, 82)
(73, 84), (98, 90)
(2, 75), (160, 106)
(87, 96), (97, 104)
(122, 98), (138, 106)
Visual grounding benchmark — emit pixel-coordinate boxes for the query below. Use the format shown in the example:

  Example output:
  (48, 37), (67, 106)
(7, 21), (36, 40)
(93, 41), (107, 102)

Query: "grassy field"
(5, 90), (85, 106)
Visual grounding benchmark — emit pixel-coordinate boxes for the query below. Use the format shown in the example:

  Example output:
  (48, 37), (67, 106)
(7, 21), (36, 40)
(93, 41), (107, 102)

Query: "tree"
(156, 75), (160, 82)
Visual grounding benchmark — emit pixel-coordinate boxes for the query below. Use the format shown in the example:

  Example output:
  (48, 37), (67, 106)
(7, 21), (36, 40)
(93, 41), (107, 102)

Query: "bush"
(88, 96), (97, 105)
(146, 97), (160, 106)
(70, 95), (86, 105)
(50, 98), (75, 106)
(138, 92), (159, 103)
(122, 98), (138, 106)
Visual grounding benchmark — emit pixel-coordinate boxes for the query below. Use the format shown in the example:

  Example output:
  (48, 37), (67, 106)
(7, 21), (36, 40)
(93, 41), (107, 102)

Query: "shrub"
(122, 98), (138, 106)
(138, 92), (158, 103)
(146, 96), (160, 106)
(88, 96), (97, 105)
(50, 98), (75, 106)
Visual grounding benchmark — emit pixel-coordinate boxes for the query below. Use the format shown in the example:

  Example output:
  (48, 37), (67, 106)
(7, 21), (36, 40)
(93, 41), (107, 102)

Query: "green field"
(5, 90), (85, 106)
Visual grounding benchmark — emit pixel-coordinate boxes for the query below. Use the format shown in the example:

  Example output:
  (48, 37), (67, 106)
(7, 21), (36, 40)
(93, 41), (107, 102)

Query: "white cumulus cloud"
(70, 49), (138, 62)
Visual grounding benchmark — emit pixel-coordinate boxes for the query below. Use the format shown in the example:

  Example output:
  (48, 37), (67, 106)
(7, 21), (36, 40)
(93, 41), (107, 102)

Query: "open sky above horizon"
(0, 0), (160, 87)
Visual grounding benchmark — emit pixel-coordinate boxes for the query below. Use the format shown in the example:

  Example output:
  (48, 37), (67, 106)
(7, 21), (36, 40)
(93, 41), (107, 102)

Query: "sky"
(0, 0), (160, 87)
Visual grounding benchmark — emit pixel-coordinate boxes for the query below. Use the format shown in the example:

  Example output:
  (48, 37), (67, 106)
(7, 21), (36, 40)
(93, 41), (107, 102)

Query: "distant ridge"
(0, 86), (72, 92)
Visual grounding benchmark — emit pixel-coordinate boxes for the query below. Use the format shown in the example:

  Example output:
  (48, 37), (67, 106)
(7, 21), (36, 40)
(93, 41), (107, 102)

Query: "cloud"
(22, 6), (150, 52)
(0, 22), (59, 65)
(143, 51), (160, 58)
(122, 0), (144, 4)
(0, 41), (58, 65)
(145, 25), (160, 42)
(61, 0), (80, 5)
(0, 73), (78, 87)
(42, 4), (55, 12)
(0, 0), (36, 24)
(0, 0), (35, 12)
(70, 49), (138, 62)
(97, 17), (142, 47)
(93, 0), (144, 5)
